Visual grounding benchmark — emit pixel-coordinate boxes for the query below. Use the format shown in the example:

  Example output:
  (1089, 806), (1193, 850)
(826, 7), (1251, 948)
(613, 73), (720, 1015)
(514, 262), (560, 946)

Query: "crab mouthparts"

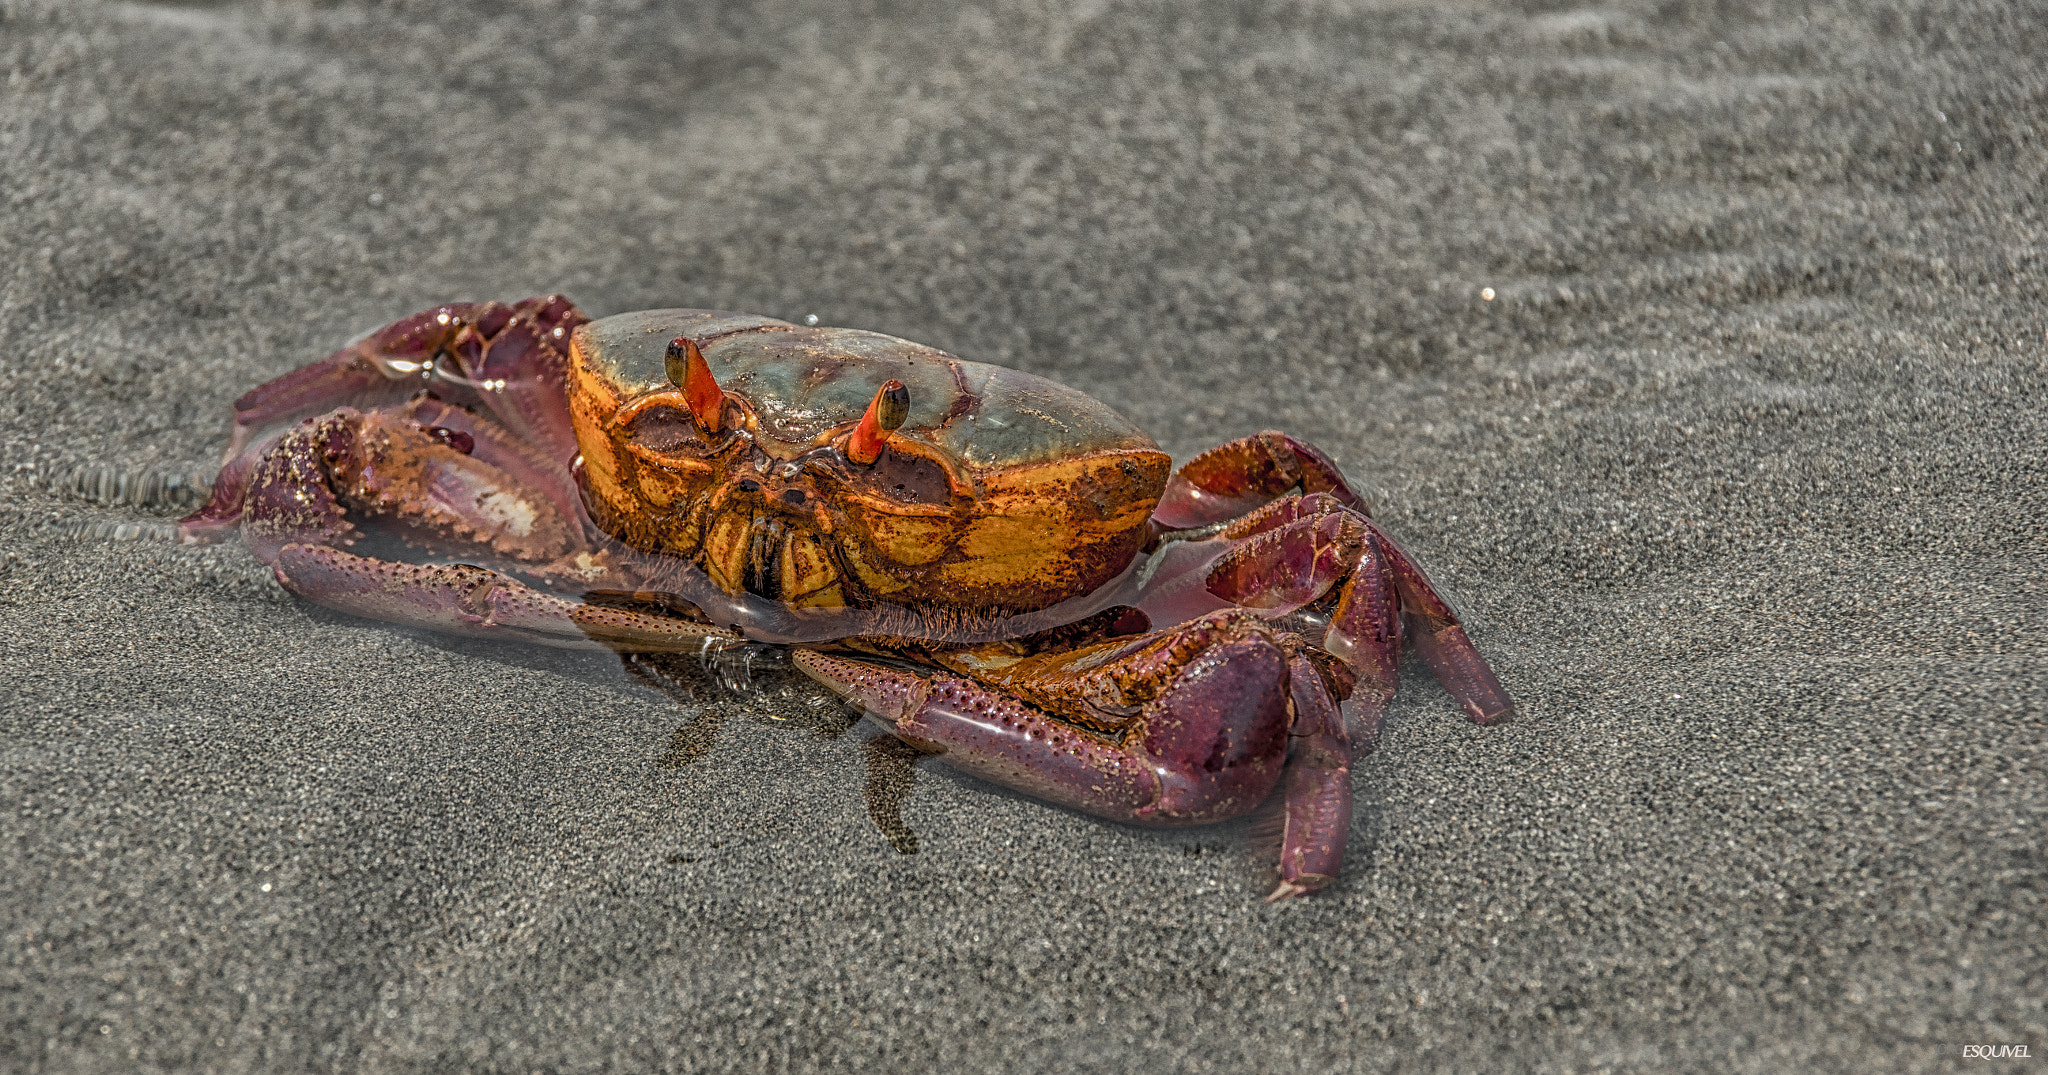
(699, 503), (845, 607)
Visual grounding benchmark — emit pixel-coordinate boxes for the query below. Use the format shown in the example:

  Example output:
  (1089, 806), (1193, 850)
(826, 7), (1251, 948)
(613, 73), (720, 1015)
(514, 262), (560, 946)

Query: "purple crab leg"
(1369, 527), (1515, 726)
(1126, 495), (1345, 629)
(1271, 654), (1353, 902)
(1319, 521), (1400, 750)
(796, 611), (1361, 899)
(1185, 503), (1401, 896)
(1200, 504), (1351, 614)
(274, 545), (731, 652)
(235, 423), (359, 562)
(797, 648), (1162, 816)
(1151, 431), (1369, 532)
(177, 428), (284, 542)
(191, 407), (580, 565)
(398, 395), (584, 530)
(223, 302), (488, 459)
(794, 612), (1297, 827)
(222, 296), (588, 461)
(454, 294), (586, 463)
(1185, 492), (1512, 728)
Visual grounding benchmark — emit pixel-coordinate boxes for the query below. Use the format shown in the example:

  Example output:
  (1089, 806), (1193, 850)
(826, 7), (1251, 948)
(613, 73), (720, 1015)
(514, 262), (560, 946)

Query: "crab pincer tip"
(847, 379), (909, 465)
(664, 336), (724, 434)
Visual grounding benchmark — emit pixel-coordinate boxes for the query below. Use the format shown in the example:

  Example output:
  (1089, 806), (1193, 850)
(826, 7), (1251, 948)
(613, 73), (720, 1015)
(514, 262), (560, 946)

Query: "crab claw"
(663, 336), (725, 435)
(846, 379), (910, 465)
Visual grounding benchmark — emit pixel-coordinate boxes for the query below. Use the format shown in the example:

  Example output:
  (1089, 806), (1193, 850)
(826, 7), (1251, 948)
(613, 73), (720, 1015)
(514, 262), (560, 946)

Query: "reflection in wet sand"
(624, 650), (923, 854)
(861, 736), (923, 854)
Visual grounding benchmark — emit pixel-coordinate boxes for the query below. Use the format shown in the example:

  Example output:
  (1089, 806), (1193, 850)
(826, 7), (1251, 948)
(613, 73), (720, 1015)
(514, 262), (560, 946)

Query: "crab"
(179, 296), (1514, 901)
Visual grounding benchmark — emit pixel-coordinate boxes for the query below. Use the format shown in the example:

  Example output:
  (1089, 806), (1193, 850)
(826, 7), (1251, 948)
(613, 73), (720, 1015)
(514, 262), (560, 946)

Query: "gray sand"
(2, 1), (2042, 1071)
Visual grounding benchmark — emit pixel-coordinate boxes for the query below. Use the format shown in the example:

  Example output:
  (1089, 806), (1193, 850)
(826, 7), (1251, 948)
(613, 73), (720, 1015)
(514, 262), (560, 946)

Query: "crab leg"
(1370, 529), (1515, 726)
(182, 406), (581, 565)
(274, 545), (733, 652)
(1177, 503), (1401, 896)
(795, 609), (1356, 898)
(225, 302), (492, 458)
(798, 614), (1290, 823)
(453, 294), (587, 461)
(398, 395), (583, 524)
(1151, 431), (1370, 532)
(1274, 654), (1353, 901)
(177, 428), (285, 544)
(1162, 492), (1513, 728)
(1146, 414), (1514, 724)
(221, 295), (587, 461)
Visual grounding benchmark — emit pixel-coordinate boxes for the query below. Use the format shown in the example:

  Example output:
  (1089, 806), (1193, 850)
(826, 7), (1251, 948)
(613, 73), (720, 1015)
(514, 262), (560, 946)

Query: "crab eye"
(846, 380), (910, 466)
(664, 336), (727, 435)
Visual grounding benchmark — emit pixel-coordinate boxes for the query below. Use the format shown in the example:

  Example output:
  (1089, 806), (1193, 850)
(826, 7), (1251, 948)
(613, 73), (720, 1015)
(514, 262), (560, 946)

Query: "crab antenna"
(846, 380), (910, 465)
(664, 336), (724, 435)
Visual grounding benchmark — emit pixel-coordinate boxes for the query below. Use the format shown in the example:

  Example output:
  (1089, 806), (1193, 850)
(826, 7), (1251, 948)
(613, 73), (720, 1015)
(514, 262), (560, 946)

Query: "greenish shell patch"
(577, 309), (1158, 468)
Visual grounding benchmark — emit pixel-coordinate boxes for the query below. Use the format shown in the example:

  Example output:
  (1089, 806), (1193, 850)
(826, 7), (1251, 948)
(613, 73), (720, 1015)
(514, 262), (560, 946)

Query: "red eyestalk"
(846, 380), (910, 465)
(663, 336), (724, 435)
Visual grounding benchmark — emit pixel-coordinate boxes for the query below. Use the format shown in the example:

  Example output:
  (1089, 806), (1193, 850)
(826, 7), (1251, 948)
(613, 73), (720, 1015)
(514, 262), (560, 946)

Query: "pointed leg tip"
(792, 650), (927, 724)
(174, 519), (230, 547)
(1466, 700), (1516, 726)
(1264, 875), (1333, 903)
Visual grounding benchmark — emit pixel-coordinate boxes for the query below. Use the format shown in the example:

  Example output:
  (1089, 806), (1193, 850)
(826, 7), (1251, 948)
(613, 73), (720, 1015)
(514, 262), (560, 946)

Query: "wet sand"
(2, 1), (2042, 1071)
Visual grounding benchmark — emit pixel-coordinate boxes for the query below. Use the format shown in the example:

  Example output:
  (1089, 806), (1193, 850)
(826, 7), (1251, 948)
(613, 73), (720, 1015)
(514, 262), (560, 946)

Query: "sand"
(2, 0), (2042, 1071)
